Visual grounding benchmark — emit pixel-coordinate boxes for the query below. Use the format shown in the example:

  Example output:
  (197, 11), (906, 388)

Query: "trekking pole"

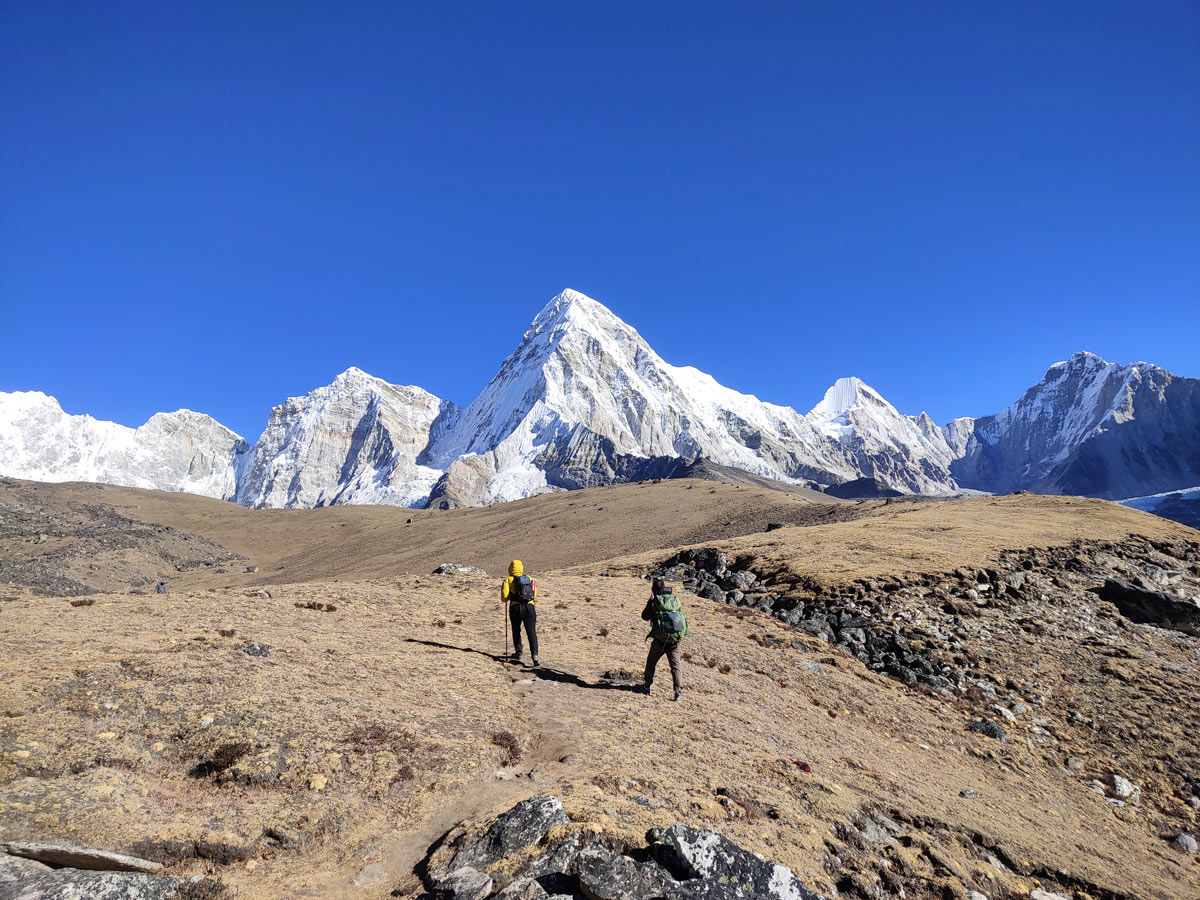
(503, 599), (509, 664)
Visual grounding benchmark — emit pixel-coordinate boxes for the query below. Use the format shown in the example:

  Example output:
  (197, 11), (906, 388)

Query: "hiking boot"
(635, 683), (651, 695)
(673, 692), (683, 702)
(531, 656), (540, 667)
(507, 653), (522, 663)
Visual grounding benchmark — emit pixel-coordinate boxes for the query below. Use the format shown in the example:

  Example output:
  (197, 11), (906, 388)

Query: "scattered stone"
(960, 789), (979, 798)
(242, 642), (269, 658)
(245, 565), (258, 573)
(1173, 833), (1197, 854)
(990, 704), (1017, 722)
(1188, 796), (1200, 810)
(967, 718), (1007, 743)
(1111, 774), (1136, 800)
(1030, 891), (1070, 900)
(1011, 701), (1029, 716)
(433, 563), (488, 576)
(0, 841), (163, 873)
(966, 892), (989, 900)
(1064, 756), (1084, 773)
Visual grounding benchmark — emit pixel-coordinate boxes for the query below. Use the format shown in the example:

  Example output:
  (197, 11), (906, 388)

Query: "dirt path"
(312, 591), (592, 898)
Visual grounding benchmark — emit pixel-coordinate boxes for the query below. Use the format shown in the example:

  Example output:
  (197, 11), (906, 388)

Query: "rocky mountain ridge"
(2, 290), (1197, 513)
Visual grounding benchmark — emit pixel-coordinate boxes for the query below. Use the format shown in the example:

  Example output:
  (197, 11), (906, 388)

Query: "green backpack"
(649, 593), (688, 644)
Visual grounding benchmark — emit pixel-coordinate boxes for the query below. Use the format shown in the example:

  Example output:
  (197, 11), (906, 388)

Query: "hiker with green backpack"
(638, 577), (687, 701)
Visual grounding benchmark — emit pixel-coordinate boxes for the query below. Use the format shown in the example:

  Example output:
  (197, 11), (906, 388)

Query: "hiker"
(155, 581), (167, 594)
(501, 560), (539, 666)
(639, 577), (687, 701)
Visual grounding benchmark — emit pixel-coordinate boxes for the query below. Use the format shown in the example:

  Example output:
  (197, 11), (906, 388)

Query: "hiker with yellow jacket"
(501, 559), (539, 666)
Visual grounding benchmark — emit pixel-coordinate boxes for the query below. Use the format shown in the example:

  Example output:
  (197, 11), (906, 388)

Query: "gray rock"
(966, 892), (989, 900)
(576, 846), (675, 900)
(648, 824), (825, 899)
(1029, 891), (1070, 900)
(433, 564), (488, 576)
(721, 570), (758, 591)
(1173, 833), (1197, 854)
(0, 851), (51, 884)
(1187, 796), (1200, 810)
(0, 841), (163, 874)
(495, 877), (550, 899)
(967, 718), (1007, 743)
(1011, 701), (1028, 716)
(1111, 774), (1136, 800)
(0, 869), (215, 899)
(1003, 571), (1026, 590)
(990, 704), (1017, 722)
(433, 866), (494, 900)
(698, 582), (727, 603)
(1064, 756), (1084, 773)
(1093, 578), (1200, 636)
(960, 789), (979, 798)
(449, 795), (569, 872)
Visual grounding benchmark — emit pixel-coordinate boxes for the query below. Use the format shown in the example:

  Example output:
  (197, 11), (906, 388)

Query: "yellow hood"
(508, 560), (524, 576)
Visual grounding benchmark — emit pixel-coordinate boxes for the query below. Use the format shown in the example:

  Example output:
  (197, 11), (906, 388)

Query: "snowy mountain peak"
(808, 377), (888, 420)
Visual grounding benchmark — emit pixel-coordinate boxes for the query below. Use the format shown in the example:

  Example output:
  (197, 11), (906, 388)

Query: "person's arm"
(641, 598), (653, 621)
(501, 577), (510, 601)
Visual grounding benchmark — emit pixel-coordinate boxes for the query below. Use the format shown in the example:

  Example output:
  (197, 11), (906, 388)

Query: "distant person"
(501, 560), (539, 666)
(155, 581), (167, 595)
(639, 577), (687, 701)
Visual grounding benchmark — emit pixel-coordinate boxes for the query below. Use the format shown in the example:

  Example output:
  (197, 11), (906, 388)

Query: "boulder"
(1092, 578), (1200, 636)
(432, 866), (493, 900)
(0, 851), (51, 884)
(449, 795), (569, 872)
(576, 846), (675, 900)
(967, 718), (1007, 743)
(0, 841), (163, 874)
(648, 825), (825, 899)
(1, 869), (217, 899)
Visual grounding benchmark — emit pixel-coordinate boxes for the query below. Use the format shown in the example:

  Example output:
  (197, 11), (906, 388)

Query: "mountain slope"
(952, 352), (1200, 499)
(236, 367), (457, 509)
(423, 290), (958, 506)
(0, 391), (249, 499)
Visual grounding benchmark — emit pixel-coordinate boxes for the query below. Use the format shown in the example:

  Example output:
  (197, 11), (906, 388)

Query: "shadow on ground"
(402, 638), (641, 692)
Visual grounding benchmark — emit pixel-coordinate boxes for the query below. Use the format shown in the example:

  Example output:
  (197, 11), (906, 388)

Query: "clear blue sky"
(2, 1), (1197, 441)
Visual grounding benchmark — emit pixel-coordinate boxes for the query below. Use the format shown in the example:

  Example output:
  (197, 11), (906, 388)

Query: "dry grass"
(0, 482), (1197, 900)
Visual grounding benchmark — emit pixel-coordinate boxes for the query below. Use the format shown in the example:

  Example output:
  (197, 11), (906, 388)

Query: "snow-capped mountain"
(1, 290), (1197, 515)
(421, 290), (907, 506)
(805, 376), (962, 495)
(0, 391), (249, 498)
(952, 351), (1200, 499)
(236, 367), (458, 509)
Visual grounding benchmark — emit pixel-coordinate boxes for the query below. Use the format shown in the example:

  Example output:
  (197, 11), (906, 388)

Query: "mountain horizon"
(2, 289), (1198, 512)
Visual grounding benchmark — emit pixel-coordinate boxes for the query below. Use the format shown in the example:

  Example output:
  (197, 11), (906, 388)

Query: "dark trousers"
(644, 639), (682, 693)
(509, 602), (538, 658)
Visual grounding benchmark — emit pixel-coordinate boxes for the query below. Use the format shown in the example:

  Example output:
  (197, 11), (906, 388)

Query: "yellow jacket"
(501, 559), (536, 603)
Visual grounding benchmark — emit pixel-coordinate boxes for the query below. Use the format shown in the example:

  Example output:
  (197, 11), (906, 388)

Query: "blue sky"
(2, 1), (1197, 442)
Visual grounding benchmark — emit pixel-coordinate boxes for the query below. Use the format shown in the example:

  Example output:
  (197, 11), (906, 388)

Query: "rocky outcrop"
(422, 795), (825, 900)
(823, 477), (902, 499)
(656, 535), (1200, 695)
(1093, 578), (1200, 636)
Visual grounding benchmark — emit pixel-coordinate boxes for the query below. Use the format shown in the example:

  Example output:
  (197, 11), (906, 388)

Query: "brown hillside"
(1, 480), (1198, 900)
